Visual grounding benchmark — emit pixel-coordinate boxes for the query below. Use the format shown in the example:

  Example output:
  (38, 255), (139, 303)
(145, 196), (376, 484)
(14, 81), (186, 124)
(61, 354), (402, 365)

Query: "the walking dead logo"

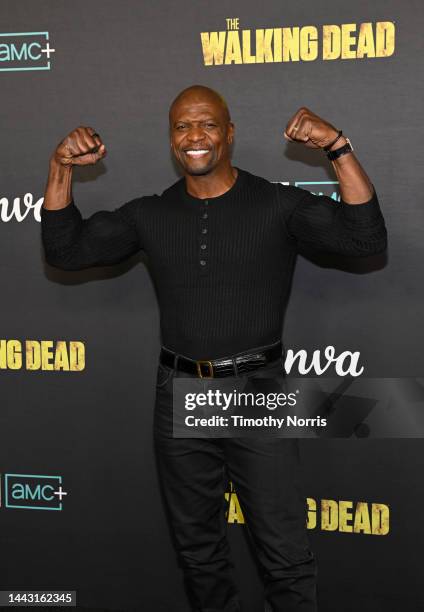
(0, 340), (85, 371)
(200, 20), (395, 65)
(225, 482), (390, 535)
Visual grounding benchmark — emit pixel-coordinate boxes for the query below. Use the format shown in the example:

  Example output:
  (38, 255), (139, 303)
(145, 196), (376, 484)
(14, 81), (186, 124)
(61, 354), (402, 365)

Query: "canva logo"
(0, 32), (55, 72)
(285, 346), (364, 377)
(2, 473), (67, 511)
(0, 193), (44, 222)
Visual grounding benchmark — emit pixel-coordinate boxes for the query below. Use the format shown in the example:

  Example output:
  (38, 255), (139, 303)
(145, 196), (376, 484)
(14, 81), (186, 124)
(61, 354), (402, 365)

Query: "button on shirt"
(199, 199), (209, 267)
(41, 167), (387, 359)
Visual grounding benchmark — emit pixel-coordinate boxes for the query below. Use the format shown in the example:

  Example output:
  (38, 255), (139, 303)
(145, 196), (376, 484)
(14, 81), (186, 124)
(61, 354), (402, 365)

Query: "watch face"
(345, 137), (354, 151)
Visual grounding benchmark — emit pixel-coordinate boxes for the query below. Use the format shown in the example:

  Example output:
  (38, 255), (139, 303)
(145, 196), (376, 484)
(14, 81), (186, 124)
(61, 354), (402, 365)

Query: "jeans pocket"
(156, 363), (174, 388)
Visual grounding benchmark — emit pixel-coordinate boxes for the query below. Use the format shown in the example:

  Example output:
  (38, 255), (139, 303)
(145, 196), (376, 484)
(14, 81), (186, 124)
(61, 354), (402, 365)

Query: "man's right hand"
(44, 126), (107, 210)
(53, 126), (107, 166)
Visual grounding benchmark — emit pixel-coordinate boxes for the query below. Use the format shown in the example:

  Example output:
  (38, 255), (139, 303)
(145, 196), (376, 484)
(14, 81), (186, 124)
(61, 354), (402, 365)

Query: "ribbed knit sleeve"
(41, 197), (144, 270)
(276, 184), (387, 256)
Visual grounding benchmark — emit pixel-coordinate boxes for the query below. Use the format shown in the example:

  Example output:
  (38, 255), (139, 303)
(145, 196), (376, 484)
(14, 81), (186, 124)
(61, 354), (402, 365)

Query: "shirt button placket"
(199, 199), (208, 269)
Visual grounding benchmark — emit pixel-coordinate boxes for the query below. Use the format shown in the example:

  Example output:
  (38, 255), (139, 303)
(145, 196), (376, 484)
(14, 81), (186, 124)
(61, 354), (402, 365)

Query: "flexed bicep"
(41, 197), (144, 270)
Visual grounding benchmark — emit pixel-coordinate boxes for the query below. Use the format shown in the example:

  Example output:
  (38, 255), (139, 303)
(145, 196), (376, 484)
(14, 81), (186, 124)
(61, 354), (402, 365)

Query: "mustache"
(182, 146), (213, 151)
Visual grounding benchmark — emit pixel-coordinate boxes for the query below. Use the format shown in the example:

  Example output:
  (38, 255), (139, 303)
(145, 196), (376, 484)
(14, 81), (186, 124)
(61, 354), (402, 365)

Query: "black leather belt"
(160, 341), (283, 378)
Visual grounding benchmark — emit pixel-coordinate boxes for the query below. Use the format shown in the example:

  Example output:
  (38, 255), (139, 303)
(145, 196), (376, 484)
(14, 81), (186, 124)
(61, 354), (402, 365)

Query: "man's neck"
(184, 165), (238, 199)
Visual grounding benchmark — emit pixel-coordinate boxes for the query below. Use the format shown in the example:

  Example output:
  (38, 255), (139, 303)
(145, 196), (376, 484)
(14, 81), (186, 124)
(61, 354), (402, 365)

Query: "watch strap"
(323, 129), (343, 152)
(326, 137), (354, 161)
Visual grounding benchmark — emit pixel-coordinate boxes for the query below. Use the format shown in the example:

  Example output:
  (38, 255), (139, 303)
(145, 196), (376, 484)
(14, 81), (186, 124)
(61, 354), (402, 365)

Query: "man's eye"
(176, 125), (187, 130)
(206, 123), (216, 128)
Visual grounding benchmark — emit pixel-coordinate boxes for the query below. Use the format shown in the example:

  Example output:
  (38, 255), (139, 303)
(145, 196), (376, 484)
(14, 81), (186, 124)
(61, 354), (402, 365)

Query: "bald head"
(169, 85), (231, 125)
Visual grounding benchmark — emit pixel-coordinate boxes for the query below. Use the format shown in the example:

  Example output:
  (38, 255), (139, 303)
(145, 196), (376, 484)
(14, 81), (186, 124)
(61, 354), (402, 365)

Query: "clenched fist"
(284, 107), (340, 149)
(53, 126), (107, 166)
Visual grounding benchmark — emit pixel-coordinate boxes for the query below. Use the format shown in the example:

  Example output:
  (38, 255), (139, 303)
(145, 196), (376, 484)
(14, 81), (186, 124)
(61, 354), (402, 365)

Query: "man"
(41, 85), (387, 611)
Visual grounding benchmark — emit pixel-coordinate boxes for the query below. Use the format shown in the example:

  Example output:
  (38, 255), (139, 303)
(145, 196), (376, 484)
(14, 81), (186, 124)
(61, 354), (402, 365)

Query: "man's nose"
(187, 127), (206, 142)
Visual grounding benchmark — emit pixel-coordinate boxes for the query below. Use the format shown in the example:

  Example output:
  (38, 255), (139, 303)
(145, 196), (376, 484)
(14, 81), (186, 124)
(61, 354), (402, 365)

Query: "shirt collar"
(179, 166), (246, 204)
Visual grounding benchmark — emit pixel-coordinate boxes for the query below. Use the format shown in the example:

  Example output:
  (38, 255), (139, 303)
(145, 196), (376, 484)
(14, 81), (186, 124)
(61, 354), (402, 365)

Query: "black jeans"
(153, 347), (318, 612)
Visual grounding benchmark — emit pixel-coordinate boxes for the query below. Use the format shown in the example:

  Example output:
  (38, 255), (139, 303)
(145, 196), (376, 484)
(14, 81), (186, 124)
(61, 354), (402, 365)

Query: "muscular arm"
(326, 134), (374, 204)
(280, 107), (387, 255)
(277, 183), (387, 256)
(41, 126), (144, 270)
(41, 195), (144, 270)
(44, 160), (73, 210)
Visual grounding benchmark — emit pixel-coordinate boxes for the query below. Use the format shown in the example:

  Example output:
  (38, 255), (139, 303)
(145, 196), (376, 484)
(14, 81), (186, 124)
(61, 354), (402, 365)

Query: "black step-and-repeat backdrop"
(1, 1), (423, 611)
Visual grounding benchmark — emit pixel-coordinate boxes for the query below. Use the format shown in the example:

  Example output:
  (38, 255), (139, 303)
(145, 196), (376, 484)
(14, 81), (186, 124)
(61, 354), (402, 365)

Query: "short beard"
(185, 166), (213, 176)
(181, 157), (216, 176)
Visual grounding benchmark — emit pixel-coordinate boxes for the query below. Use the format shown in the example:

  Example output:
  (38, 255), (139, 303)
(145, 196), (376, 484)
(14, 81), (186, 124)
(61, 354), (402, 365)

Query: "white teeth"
(185, 150), (209, 156)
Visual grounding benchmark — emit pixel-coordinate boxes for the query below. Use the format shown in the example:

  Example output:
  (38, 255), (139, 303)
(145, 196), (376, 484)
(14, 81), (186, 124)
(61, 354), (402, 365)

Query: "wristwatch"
(326, 137), (354, 161)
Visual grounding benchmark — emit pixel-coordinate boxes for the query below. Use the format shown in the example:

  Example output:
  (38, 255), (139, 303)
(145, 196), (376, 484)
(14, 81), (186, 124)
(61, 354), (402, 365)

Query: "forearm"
(328, 136), (374, 204)
(41, 199), (85, 269)
(43, 158), (73, 210)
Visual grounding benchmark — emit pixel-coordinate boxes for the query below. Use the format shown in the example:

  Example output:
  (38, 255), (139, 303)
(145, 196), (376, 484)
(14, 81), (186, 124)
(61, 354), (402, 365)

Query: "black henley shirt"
(41, 166), (387, 358)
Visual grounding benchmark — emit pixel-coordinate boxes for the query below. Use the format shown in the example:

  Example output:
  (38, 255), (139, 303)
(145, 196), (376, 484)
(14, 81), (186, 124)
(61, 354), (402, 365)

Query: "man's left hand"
(284, 107), (340, 149)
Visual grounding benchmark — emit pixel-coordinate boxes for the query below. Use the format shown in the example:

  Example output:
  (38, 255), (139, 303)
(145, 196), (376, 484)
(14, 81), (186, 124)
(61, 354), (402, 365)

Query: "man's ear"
(228, 121), (235, 144)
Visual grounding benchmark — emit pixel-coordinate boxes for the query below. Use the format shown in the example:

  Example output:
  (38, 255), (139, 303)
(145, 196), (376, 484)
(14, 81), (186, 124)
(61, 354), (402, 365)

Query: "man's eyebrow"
(173, 117), (219, 124)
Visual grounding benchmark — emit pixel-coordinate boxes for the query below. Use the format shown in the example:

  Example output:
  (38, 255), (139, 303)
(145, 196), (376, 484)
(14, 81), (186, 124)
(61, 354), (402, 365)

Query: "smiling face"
(169, 87), (234, 176)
